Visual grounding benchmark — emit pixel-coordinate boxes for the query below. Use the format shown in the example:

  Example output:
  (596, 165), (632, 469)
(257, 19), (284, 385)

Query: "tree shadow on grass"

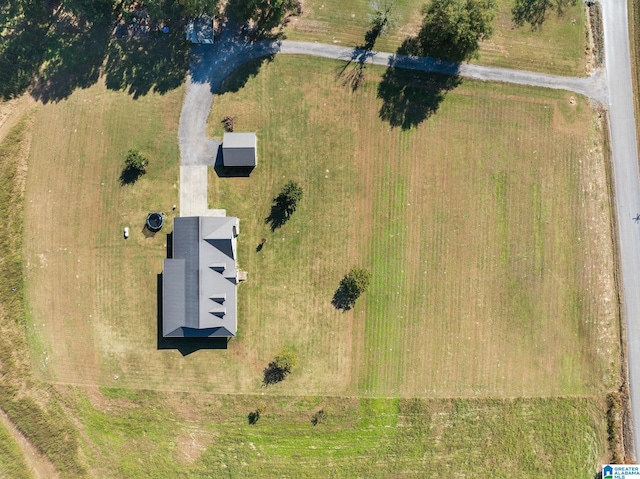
(377, 64), (460, 130)
(30, 14), (111, 102)
(248, 410), (261, 424)
(0, 9), (55, 101)
(119, 166), (145, 185)
(104, 27), (190, 99)
(376, 30), (463, 129)
(0, 1), (189, 102)
(265, 203), (289, 231)
(512, 0), (576, 30)
(331, 283), (356, 312)
(262, 362), (287, 386)
(335, 20), (383, 91)
(215, 54), (277, 95)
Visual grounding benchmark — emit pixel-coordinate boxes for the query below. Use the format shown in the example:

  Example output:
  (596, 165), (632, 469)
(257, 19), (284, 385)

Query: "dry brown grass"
(22, 56), (617, 401)
(285, 0), (588, 75)
(206, 56), (616, 398)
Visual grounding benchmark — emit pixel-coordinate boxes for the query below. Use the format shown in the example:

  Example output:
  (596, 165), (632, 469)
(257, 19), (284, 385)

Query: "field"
(0, 420), (33, 479)
(67, 388), (606, 478)
(21, 55), (618, 401)
(286, 0), (588, 75)
(207, 55), (617, 397)
(15, 51), (619, 475)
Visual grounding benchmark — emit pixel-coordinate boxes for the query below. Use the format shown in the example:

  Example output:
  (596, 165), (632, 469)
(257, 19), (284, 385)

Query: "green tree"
(278, 180), (303, 214)
(124, 149), (148, 172)
(226, 0), (300, 34)
(178, 0), (219, 17)
(266, 180), (303, 230)
(413, 0), (497, 62)
(273, 348), (299, 373)
(511, 0), (576, 29)
(332, 268), (372, 311)
(263, 348), (299, 385)
(368, 0), (397, 38)
(120, 149), (149, 184)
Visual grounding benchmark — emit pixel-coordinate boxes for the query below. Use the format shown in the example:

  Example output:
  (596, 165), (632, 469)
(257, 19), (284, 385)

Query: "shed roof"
(223, 132), (257, 149)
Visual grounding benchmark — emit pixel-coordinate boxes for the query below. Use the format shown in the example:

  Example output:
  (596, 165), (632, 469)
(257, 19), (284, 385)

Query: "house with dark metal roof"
(222, 132), (257, 167)
(162, 216), (239, 338)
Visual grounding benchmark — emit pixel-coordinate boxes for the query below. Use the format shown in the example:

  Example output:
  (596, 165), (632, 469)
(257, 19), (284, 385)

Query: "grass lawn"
(206, 55), (618, 398)
(18, 51), (618, 475)
(285, 0), (587, 75)
(68, 387), (607, 478)
(629, 0), (640, 169)
(22, 55), (618, 399)
(0, 421), (33, 479)
(23, 80), (183, 388)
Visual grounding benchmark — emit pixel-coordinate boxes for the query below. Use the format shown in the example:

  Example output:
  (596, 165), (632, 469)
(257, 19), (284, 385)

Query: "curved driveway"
(179, 8), (640, 459)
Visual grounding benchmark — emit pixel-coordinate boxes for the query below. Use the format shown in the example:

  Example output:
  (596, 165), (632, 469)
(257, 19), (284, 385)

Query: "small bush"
(125, 149), (148, 171)
(332, 268), (372, 311)
(222, 116), (235, 132)
(265, 181), (304, 230)
(263, 349), (299, 386)
(248, 404), (266, 425)
(120, 149), (149, 185)
(311, 409), (327, 426)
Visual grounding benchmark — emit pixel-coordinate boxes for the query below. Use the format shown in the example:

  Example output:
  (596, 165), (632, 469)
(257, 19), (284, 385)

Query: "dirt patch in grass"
(0, 408), (57, 479)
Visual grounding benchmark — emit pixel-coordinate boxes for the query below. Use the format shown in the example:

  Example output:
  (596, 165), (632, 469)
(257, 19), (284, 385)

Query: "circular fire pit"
(146, 212), (164, 232)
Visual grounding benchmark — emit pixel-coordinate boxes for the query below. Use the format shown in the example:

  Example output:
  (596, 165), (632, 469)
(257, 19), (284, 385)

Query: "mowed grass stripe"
(24, 55), (617, 398)
(77, 390), (607, 477)
(287, 0), (587, 76)
(346, 76), (617, 396)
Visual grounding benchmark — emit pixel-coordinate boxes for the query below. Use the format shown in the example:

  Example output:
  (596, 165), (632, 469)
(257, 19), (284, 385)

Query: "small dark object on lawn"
(146, 212), (165, 232)
(222, 116), (235, 132)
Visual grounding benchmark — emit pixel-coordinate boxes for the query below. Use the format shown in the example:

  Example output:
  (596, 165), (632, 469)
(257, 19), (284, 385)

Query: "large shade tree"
(511, 0), (576, 29)
(412, 0), (497, 62)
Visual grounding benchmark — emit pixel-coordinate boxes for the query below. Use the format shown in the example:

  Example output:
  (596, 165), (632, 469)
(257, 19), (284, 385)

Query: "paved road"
(601, 0), (640, 460)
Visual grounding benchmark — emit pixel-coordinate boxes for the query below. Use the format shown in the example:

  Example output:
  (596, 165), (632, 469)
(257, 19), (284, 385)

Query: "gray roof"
(163, 216), (239, 338)
(222, 132), (257, 167)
